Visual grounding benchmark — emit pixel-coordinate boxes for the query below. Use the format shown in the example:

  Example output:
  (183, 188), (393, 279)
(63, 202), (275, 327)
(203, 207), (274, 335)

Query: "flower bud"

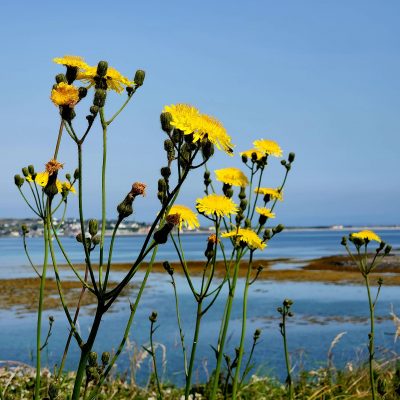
(117, 193), (134, 220)
(377, 241), (385, 252)
(60, 106), (76, 122)
(160, 112), (173, 133)
(205, 234), (217, 260)
(134, 69), (146, 87)
(78, 87), (87, 100)
(281, 160), (287, 166)
(283, 298), (293, 307)
(164, 139), (175, 162)
(253, 329), (261, 341)
(377, 277), (383, 286)
(149, 311), (158, 323)
(158, 179), (167, 193)
(44, 172), (59, 199)
(92, 235), (101, 245)
(259, 214), (267, 226)
(288, 311), (294, 317)
(55, 74), (67, 84)
(263, 229), (271, 241)
(28, 165), (35, 175)
(88, 219), (98, 236)
(66, 66), (78, 84)
(277, 307), (283, 313)
(88, 351), (98, 367)
(263, 194), (271, 203)
(96, 61), (108, 77)
(153, 215), (180, 244)
(14, 174), (24, 188)
(161, 167), (171, 179)
(288, 152), (295, 163)
(22, 167), (29, 177)
(272, 224), (284, 234)
(241, 154), (248, 163)
(244, 218), (251, 228)
(66, 173), (71, 181)
(204, 171), (210, 180)
(163, 261), (174, 276)
(239, 187), (246, 200)
(384, 245), (392, 255)
(101, 352), (110, 365)
(74, 168), (79, 180)
(90, 105), (99, 115)
(239, 200), (247, 211)
(341, 236), (347, 246)
(93, 89), (107, 108)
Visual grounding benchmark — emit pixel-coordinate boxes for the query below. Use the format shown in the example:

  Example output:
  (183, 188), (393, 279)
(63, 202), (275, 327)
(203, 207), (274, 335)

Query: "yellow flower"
(53, 55), (90, 70)
(255, 207), (275, 218)
(350, 230), (381, 243)
(253, 139), (283, 157)
(77, 66), (133, 93)
(196, 194), (238, 218)
(51, 82), (80, 107)
(26, 172), (75, 194)
(222, 228), (266, 250)
(240, 149), (264, 160)
(254, 187), (283, 201)
(194, 114), (234, 155)
(163, 104), (201, 134)
(168, 205), (200, 230)
(215, 168), (249, 187)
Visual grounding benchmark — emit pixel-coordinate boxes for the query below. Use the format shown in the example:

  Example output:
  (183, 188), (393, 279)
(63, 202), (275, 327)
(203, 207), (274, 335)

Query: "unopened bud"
(66, 173), (71, 181)
(78, 87), (87, 99)
(164, 139), (175, 162)
(14, 174), (24, 188)
(149, 311), (158, 323)
(134, 69), (145, 87)
(55, 74), (67, 84)
(239, 200), (247, 211)
(341, 236), (347, 246)
(88, 351), (98, 367)
(201, 139), (214, 159)
(377, 277), (383, 286)
(241, 154), (248, 163)
(117, 193), (134, 220)
(96, 61), (108, 77)
(74, 168), (79, 180)
(93, 89), (107, 107)
(28, 165), (35, 175)
(22, 167), (29, 177)
(101, 352), (110, 365)
(88, 219), (98, 236)
(160, 112), (173, 133)
(288, 152), (295, 163)
(384, 245), (392, 255)
(239, 187), (246, 200)
(163, 261), (174, 276)
(161, 167), (171, 179)
(272, 224), (284, 234)
(281, 160), (287, 166)
(263, 229), (271, 241)
(21, 224), (29, 234)
(253, 329), (261, 341)
(244, 218), (251, 228)
(92, 235), (101, 245)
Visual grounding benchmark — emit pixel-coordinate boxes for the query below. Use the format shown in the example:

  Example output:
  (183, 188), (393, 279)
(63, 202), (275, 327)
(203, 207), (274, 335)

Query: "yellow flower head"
(255, 207), (275, 218)
(215, 168), (249, 187)
(169, 205), (200, 230)
(194, 114), (234, 155)
(240, 149), (265, 160)
(53, 55), (90, 70)
(222, 228), (266, 250)
(26, 172), (75, 194)
(253, 139), (283, 157)
(77, 66), (133, 93)
(254, 187), (283, 201)
(163, 104), (201, 134)
(350, 230), (381, 243)
(51, 82), (80, 107)
(196, 194), (238, 218)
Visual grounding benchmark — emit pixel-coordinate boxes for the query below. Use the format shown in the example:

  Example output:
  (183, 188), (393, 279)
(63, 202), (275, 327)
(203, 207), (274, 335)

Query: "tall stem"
(210, 250), (242, 400)
(99, 108), (107, 290)
(34, 212), (49, 400)
(365, 274), (376, 400)
(282, 312), (293, 400)
(185, 301), (203, 399)
(232, 252), (253, 398)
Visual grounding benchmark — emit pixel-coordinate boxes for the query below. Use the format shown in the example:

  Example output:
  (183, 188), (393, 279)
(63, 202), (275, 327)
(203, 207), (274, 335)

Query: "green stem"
(282, 311), (293, 400)
(150, 318), (163, 399)
(365, 274), (377, 400)
(103, 219), (121, 291)
(23, 234), (40, 277)
(232, 251), (254, 398)
(106, 92), (135, 125)
(210, 249), (242, 400)
(185, 301), (203, 399)
(53, 120), (64, 159)
(99, 108), (108, 292)
(34, 214), (49, 400)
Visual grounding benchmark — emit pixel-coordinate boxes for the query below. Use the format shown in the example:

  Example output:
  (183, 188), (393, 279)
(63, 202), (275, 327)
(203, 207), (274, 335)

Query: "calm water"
(1, 229), (399, 383)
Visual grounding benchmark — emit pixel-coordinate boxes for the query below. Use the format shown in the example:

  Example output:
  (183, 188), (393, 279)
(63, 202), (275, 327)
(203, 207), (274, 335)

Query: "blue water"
(0, 229), (399, 383)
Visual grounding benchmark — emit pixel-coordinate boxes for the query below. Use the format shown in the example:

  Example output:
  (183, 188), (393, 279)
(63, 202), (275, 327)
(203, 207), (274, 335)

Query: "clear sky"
(0, 0), (399, 226)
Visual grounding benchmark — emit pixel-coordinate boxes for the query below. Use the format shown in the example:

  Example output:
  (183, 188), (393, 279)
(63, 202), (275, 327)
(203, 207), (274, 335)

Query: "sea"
(1, 229), (399, 384)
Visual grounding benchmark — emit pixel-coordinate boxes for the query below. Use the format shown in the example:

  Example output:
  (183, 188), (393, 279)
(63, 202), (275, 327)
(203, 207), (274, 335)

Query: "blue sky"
(0, 1), (399, 226)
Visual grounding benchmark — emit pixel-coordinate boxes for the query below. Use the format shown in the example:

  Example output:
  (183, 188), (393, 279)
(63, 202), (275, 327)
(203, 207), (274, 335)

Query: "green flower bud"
(126, 86), (134, 96)
(96, 61), (108, 78)
(259, 214), (267, 226)
(277, 306), (283, 313)
(14, 174), (24, 187)
(101, 352), (110, 365)
(88, 351), (98, 367)
(74, 168), (79, 180)
(281, 160), (287, 166)
(28, 165), (35, 175)
(263, 229), (271, 241)
(61, 106), (76, 121)
(239, 200), (247, 211)
(377, 277), (383, 286)
(117, 193), (134, 220)
(66, 173), (71, 181)
(55, 74), (67, 84)
(44, 173), (59, 199)
(164, 139), (175, 162)
(88, 219), (98, 236)
(283, 298), (293, 307)
(341, 236), (347, 246)
(204, 171), (210, 180)
(90, 105), (99, 115)
(201, 139), (214, 159)
(272, 224), (284, 234)
(384, 244), (392, 255)
(239, 187), (246, 200)
(93, 89), (107, 108)
(22, 167), (29, 177)
(149, 311), (158, 323)
(241, 154), (248, 163)
(153, 222), (174, 244)
(235, 214), (244, 224)
(134, 69), (146, 87)
(244, 218), (251, 228)
(76, 233), (83, 243)
(288, 152), (295, 163)
(66, 66), (78, 84)
(253, 329), (261, 341)
(78, 87), (88, 100)
(158, 179), (167, 192)
(21, 224), (29, 234)
(172, 129), (183, 143)
(161, 167), (171, 179)
(160, 112), (173, 133)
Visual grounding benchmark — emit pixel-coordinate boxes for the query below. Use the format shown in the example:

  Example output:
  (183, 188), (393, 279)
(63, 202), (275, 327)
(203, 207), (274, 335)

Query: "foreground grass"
(1, 360), (400, 400)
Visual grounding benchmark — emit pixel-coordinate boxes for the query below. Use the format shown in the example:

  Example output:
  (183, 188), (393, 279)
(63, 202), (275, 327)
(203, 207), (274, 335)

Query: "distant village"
(0, 218), (212, 238)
